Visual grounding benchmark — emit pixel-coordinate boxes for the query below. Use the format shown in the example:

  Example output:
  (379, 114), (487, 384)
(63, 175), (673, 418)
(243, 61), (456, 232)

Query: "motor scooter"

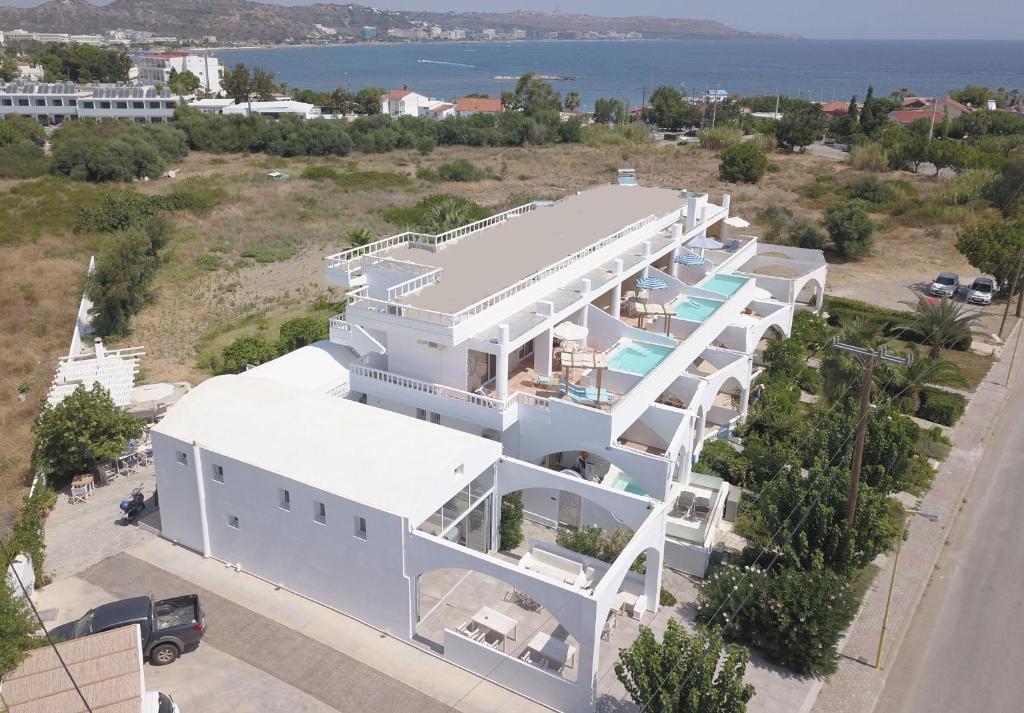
(120, 487), (145, 525)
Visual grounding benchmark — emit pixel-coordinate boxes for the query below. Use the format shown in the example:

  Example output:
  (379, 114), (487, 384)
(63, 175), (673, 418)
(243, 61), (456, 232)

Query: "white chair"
(69, 484), (89, 504)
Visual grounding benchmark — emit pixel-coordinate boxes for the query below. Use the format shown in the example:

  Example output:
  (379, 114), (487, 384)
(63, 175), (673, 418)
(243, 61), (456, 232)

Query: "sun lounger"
(672, 491), (695, 518)
(566, 383), (612, 404)
(693, 496), (712, 518)
(526, 368), (557, 389)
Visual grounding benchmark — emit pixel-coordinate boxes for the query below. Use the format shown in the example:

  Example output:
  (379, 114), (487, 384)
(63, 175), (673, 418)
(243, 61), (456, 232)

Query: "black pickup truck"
(67, 594), (205, 665)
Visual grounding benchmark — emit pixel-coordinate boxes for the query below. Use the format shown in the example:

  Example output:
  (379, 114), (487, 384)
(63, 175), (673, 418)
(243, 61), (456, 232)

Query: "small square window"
(279, 488), (291, 511)
(212, 464), (224, 483)
(176, 451), (188, 466)
(314, 501), (327, 524)
(354, 515), (367, 540)
(430, 412), (441, 425)
(227, 515), (239, 529)
(415, 408), (426, 420)
(455, 464), (464, 476)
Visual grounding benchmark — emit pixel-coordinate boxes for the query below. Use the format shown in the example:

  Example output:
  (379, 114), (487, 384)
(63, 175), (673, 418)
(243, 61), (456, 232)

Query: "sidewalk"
(812, 322), (1022, 713)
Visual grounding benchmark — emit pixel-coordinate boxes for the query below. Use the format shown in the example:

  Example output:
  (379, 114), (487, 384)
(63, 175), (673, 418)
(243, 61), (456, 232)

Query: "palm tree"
(564, 91), (581, 112)
(897, 294), (982, 360)
(891, 346), (968, 412)
(345, 228), (373, 247)
(428, 197), (470, 233)
(820, 315), (888, 403)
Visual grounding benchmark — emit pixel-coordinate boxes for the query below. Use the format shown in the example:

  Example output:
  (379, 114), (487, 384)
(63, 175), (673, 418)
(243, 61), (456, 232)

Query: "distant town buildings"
(361, 26), (378, 41)
(0, 28), (179, 47)
(133, 52), (224, 94)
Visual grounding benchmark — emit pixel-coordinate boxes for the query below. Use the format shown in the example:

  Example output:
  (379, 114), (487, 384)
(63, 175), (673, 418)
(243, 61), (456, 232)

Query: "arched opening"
(753, 324), (787, 366)
(705, 375), (746, 439)
(795, 277), (824, 312)
(414, 566), (582, 680)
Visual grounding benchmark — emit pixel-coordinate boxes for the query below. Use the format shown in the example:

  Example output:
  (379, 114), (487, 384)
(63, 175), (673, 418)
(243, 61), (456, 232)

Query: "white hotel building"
(0, 81), (178, 124)
(153, 175), (826, 712)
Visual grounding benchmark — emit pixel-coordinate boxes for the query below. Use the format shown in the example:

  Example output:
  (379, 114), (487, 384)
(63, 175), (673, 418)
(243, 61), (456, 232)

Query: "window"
(227, 515), (239, 529)
(52, 99), (63, 106)
(211, 464), (224, 483)
(69, 99), (77, 106)
(81, 101), (94, 109)
(430, 412), (441, 425)
(100, 102), (111, 109)
(133, 101), (144, 109)
(354, 516), (367, 540)
(33, 98), (45, 106)
(18, 99), (29, 106)
(164, 102), (176, 109)
(278, 488), (291, 511)
(175, 451), (188, 466)
(314, 501), (327, 525)
(116, 101), (128, 109)
(415, 408), (427, 420)
(1, 99), (11, 106)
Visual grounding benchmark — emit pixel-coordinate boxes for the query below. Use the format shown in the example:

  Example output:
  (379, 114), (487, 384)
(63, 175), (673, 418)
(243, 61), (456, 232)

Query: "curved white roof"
(241, 340), (357, 394)
(153, 375), (500, 517)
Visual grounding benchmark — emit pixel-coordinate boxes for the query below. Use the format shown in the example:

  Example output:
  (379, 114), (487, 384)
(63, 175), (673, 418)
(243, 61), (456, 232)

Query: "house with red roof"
(820, 100), (851, 116)
(381, 88), (449, 118)
(454, 96), (504, 117)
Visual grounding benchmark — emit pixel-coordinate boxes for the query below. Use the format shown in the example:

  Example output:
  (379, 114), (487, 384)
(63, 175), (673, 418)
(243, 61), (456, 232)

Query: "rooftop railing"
(351, 362), (517, 411)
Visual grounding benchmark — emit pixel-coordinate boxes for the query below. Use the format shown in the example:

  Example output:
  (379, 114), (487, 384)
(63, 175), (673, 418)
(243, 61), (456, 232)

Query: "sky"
(4, 0), (1023, 39)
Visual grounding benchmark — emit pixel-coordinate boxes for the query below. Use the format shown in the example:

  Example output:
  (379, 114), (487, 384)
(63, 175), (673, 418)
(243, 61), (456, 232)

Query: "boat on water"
(492, 74), (577, 81)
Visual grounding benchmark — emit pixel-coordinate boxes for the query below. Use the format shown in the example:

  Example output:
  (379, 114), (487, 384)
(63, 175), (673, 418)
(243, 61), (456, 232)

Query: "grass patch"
(0, 176), (106, 245)
(195, 304), (336, 372)
(301, 164), (411, 191)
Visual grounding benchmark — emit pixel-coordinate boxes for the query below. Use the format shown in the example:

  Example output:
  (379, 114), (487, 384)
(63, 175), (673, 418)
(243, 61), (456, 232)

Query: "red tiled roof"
(151, 52), (189, 59)
(429, 103), (453, 113)
(455, 97), (503, 113)
(821, 100), (850, 115)
(887, 109), (937, 125)
(386, 89), (412, 99)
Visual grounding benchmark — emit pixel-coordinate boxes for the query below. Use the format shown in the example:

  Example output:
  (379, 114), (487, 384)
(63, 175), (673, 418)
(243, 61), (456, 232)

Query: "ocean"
(217, 39), (1024, 109)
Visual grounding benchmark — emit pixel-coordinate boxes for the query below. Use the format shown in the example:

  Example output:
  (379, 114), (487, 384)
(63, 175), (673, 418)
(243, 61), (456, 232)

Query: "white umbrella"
(553, 321), (588, 343)
(687, 235), (725, 250)
(751, 286), (773, 300)
(724, 216), (751, 228)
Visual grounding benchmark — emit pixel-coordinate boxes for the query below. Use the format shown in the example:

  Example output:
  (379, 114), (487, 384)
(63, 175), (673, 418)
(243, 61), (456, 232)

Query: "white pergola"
(47, 341), (144, 408)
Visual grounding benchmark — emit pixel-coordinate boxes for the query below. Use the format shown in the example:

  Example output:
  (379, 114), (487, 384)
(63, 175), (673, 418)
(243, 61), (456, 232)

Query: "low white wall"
(443, 629), (589, 713)
(664, 537), (711, 577)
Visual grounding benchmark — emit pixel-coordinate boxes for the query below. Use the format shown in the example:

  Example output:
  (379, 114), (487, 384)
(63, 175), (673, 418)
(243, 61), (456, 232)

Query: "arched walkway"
(794, 276), (825, 313)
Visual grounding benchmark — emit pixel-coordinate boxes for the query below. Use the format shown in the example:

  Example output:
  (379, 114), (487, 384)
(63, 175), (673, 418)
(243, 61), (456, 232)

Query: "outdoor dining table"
(472, 606), (518, 650)
(71, 474), (94, 493)
(526, 631), (576, 670)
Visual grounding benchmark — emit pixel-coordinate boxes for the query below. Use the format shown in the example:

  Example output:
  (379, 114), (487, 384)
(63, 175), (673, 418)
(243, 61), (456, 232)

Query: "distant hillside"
(0, 0), (794, 44)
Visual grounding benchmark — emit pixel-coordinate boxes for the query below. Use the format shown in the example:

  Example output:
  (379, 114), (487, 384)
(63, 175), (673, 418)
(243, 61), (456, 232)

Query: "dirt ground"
(0, 141), (1008, 529)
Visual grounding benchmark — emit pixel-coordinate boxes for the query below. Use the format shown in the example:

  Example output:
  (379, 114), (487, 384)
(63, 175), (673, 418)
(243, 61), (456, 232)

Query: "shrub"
(785, 217), (827, 250)
(843, 176), (897, 205)
(87, 220), (168, 336)
(916, 387), (966, 426)
(719, 142), (768, 184)
(756, 206), (794, 242)
(694, 440), (749, 487)
(697, 558), (860, 676)
(658, 588), (678, 607)
(747, 133), (777, 152)
(32, 385), (143, 483)
(936, 168), (998, 205)
(382, 194), (490, 233)
(699, 125), (743, 150)
(823, 200), (875, 258)
(436, 158), (492, 182)
(790, 310), (836, 352)
(499, 491), (524, 550)
(915, 426), (952, 460)
(557, 526), (645, 572)
(75, 189), (158, 233)
(300, 165), (340, 181)
(219, 336), (277, 374)
(849, 142), (889, 171)
(277, 316), (328, 354)
(415, 135), (437, 155)
(0, 140), (49, 178)
(763, 337), (806, 379)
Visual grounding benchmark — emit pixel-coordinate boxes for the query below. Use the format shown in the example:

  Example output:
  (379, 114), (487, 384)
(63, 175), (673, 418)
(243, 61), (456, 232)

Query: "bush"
(719, 142), (768, 184)
(790, 310), (836, 352)
(785, 217), (827, 250)
(87, 219), (168, 335)
(747, 133), (778, 152)
(499, 491), (524, 550)
(916, 387), (966, 426)
(435, 159), (492, 182)
(843, 176), (897, 205)
(849, 142), (889, 171)
(936, 168), (998, 205)
(75, 189), (158, 233)
(300, 165), (340, 181)
(277, 316), (328, 354)
(0, 140), (49, 178)
(823, 200), (875, 258)
(694, 440), (749, 487)
(557, 526), (645, 572)
(51, 119), (187, 182)
(699, 125), (743, 150)
(697, 558), (860, 676)
(756, 206), (795, 242)
(915, 426), (952, 460)
(219, 336), (278, 374)
(382, 194), (490, 233)
(658, 588), (677, 607)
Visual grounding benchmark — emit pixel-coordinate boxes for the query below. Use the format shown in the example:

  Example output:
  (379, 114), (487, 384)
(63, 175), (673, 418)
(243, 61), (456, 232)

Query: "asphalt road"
(876, 353), (1024, 713)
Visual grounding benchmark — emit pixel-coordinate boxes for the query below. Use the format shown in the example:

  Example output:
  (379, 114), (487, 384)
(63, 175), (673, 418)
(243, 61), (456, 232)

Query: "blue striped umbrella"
(634, 276), (669, 291)
(674, 251), (707, 266)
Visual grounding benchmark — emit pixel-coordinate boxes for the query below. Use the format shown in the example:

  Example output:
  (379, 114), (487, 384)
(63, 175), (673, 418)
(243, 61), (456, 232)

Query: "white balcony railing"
(351, 363), (516, 411)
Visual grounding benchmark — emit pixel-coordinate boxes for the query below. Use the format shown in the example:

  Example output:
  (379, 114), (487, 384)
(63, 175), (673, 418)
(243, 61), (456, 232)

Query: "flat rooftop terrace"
(383, 184), (687, 313)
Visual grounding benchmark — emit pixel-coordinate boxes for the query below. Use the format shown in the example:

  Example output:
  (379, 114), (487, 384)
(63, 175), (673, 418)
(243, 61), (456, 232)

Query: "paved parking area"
(80, 552), (455, 713)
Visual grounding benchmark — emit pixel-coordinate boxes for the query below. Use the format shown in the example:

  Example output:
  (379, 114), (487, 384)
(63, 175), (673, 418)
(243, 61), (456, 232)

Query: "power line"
(0, 538), (94, 713)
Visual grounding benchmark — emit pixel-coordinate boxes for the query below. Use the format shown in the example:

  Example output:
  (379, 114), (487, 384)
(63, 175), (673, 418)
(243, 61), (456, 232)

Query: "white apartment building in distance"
(133, 52), (224, 95)
(0, 81), (178, 124)
(152, 174), (827, 712)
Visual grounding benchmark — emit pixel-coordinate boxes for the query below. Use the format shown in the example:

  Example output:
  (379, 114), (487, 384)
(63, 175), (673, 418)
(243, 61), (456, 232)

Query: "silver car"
(966, 276), (995, 305)
(929, 272), (960, 298)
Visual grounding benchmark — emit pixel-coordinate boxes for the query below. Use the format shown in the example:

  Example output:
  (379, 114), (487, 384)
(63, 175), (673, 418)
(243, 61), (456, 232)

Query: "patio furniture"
(728, 238), (741, 252)
(471, 606), (518, 650)
(672, 491), (695, 519)
(614, 590), (640, 617)
(674, 251), (707, 266)
(520, 548), (584, 585)
(98, 462), (121, 485)
(525, 368), (557, 389)
(525, 632), (576, 670)
(69, 483), (90, 504)
(565, 384), (612, 405)
(693, 495), (712, 518)
(504, 588), (543, 612)
(634, 276), (669, 291)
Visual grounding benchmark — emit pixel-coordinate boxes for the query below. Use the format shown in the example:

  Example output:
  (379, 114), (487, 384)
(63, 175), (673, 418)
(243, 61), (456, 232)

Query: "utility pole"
(711, 82), (719, 128)
(999, 244), (1024, 338)
(830, 338), (914, 524)
(928, 96), (938, 142)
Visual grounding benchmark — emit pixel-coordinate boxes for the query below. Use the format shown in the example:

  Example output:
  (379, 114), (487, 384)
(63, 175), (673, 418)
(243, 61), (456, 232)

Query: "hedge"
(823, 295), (969, 351)
(916, 387), (966, 426)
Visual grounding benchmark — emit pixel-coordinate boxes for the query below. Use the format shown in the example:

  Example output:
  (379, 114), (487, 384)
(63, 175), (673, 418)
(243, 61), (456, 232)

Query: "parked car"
(67, 594), (205, 665)
(929, 272), (960, 298)
(144, 691), (180, 713)
(966, 276), (995, 305)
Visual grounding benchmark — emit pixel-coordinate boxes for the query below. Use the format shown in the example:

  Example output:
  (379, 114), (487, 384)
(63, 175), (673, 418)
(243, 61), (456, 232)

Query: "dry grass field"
(0, 140), (1005, 529)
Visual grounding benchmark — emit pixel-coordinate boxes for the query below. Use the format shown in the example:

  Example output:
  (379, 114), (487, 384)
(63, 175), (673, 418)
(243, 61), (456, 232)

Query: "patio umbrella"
(634, 276), (669, 291)
(674, 251), (707, 266)
(724, 216), (751, 228)
(553, 322), (588, 384)
(686, 235), (725, 259)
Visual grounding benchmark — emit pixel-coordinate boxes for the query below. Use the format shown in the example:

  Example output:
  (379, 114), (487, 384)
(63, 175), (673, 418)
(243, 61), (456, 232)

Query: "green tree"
(823, 200), (875, 258)
(87, 222), (167, 335)
(719, 142), (768, 184)
(949, 84), (995, 108)
(563, 91), (581, 112)
(956, 219), (1024, 293)
(615, 620), (754, 713)
(648, 85), (685, 129)
(847, 95), (858, 122)
(776, 104), (826, 151)
(506, 72), (561, 119)
(984, 159), (1024, 216)
(220, 336), (278, 374)
(167, 68), (201, 97)
(277, 316), (328, 354)
(251, 66), (277, 101)
(222, 63), (251, 104)
(593, 97), (627, 125)
(32, 385), (143, 482)
(0, 580), (44, 677)
(346, 227), (374, 246)
(890, 347), (968, 413)
(353, 86), (385, 115)
(328, 87), (351, 114)
(896, 294), (981, 359)
(786, 217), (827, 250)
(696, 556), (859, 676)
(556, 526), (645, 572)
